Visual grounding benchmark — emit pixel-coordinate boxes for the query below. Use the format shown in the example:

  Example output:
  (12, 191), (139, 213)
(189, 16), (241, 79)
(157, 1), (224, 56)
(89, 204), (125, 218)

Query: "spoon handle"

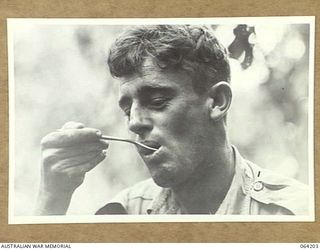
(100, 135), (157, 151)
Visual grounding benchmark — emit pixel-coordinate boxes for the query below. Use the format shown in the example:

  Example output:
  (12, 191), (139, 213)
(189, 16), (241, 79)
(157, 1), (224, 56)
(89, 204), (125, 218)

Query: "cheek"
(164, 105), (210, 165)
(160, 105), (209, 165)
(168, 113), (190, 137)
(164, 103), (207, 139)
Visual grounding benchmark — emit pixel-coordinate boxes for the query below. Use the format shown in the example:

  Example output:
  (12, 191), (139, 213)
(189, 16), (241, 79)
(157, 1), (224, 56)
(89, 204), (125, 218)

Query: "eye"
(148, 97), (170, 109)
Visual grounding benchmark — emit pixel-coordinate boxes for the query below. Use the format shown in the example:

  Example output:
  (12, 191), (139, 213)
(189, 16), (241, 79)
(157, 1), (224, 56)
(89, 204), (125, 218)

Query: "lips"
(137, 140), (161, 156)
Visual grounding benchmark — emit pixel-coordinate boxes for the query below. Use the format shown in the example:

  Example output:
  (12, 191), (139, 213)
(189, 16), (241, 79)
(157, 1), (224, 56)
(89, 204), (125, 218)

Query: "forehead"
(118, 59), (194, 96)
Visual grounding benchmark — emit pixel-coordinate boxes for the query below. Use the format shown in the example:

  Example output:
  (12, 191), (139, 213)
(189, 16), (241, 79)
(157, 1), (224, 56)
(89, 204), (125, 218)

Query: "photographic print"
(8, 17), (315, 224)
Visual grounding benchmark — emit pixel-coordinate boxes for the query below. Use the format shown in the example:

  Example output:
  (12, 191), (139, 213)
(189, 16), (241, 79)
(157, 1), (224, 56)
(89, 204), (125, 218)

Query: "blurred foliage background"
(12, 23), (311, 215)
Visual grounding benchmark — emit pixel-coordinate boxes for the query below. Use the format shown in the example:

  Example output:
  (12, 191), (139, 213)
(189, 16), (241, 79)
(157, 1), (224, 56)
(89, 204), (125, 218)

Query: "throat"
(172, 148), (235, 214)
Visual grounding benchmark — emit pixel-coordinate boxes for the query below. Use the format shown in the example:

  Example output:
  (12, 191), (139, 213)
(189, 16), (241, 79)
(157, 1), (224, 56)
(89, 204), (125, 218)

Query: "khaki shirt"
(96, 147), (309, 215)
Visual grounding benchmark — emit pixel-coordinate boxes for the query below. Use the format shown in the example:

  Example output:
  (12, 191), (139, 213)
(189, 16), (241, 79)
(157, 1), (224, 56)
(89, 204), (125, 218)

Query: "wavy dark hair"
(108, 25), (230, 94)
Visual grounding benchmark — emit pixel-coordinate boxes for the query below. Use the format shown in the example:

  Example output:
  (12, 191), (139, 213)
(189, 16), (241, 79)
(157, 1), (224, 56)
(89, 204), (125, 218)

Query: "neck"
(171, 141), (235, 214)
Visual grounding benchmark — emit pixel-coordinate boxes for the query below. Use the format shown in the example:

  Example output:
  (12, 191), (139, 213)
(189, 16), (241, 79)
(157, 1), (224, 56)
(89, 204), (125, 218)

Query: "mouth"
(137, 140), (161, 156)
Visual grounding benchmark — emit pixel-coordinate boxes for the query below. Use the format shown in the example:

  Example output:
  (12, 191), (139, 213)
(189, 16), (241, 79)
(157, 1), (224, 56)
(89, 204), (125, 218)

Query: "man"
(36, 25), (309, 215)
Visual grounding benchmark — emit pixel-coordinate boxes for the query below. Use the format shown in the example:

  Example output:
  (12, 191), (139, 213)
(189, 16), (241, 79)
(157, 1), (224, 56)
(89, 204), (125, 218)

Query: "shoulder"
(96, 178), (162, 215)
(125, 178), (162, 199)
(244, 160), (310, 216)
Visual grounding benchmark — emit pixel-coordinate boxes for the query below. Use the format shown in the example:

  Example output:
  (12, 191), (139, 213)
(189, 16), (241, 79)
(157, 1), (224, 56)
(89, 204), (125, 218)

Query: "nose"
(128, 104), (153, 136)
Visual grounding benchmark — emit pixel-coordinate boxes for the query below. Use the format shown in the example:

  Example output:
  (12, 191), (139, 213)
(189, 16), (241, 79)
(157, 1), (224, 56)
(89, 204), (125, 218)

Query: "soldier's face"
(118, 61), (214, 188)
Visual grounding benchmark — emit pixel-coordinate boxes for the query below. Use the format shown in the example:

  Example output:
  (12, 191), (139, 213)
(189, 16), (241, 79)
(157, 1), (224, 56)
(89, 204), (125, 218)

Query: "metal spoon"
(100, 135), (158, 151)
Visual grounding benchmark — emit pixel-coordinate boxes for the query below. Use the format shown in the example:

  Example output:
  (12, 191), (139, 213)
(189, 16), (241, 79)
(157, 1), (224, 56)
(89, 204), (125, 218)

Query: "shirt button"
(253, 181), (264, 191)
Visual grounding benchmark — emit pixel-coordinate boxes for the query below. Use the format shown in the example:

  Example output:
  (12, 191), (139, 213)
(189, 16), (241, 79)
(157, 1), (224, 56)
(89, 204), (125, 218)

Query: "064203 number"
(300, 244), (319, 249)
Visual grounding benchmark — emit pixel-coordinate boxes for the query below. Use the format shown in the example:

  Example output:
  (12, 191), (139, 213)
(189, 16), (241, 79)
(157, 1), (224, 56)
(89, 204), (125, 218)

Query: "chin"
(146, 159), (189, 188)
(150, 169), (177, 188)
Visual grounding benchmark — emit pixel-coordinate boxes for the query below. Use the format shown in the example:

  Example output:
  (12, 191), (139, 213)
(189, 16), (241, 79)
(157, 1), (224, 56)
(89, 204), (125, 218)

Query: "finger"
(61, 121), (85, 130)
(50, 150), (106, 172)
(41, 128), (102, 148)
(61, 151), (107, 177)
(42, 141), (109, 164)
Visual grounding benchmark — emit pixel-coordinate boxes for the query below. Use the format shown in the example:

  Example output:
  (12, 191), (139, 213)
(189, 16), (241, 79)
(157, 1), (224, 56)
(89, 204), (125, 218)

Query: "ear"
(207, 81), (232, 122)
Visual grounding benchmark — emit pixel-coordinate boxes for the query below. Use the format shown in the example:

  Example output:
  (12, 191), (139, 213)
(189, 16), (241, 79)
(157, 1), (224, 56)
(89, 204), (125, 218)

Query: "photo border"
(7, 16), (316, 225)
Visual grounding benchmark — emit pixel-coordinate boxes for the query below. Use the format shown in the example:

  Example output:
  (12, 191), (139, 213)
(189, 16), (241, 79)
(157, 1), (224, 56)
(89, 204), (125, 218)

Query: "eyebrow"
(138, 85), (175, 98)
